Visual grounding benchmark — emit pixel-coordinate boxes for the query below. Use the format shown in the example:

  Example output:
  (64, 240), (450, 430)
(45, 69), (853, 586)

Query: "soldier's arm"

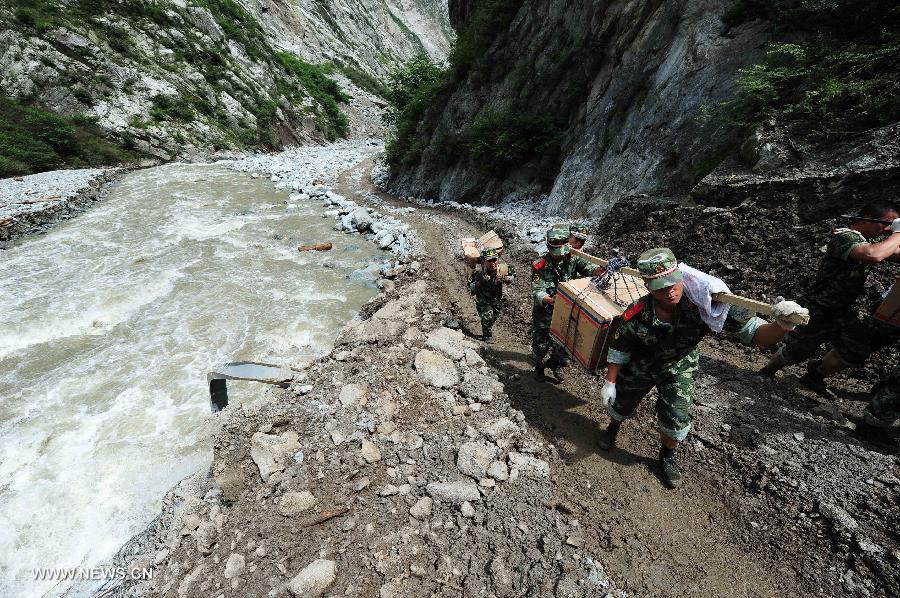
(606, 321), (637, 369)
(573, 256), (604, 278)
(722, 306), (786, 348)
(847, 230), (900, 264)
(531, 266), (551, 306)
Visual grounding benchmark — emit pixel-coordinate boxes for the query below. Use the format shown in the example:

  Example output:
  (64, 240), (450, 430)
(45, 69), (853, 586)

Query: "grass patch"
(384, 54), (448, 166)
(335, 61), (391, 99)
(467, 108), (561, 179)
(277, 52), (349, 141)
(0, 94), (141, 177)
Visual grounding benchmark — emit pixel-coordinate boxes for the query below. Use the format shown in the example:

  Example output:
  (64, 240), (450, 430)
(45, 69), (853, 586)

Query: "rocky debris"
(103, 263), (621, 598)
(284, 559), (337, 597)
(223, 552), (245, 579)
(0, 168), (121, 247)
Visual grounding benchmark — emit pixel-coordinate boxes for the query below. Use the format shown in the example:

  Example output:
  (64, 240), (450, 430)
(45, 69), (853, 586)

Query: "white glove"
(772, 297), (809, 331)
(891, 218), (900, 233)
(600, 381), (616, 406)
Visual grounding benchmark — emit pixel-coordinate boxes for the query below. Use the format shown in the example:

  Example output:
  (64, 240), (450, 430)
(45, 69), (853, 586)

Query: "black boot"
(482, 327), (492, 342)
(597, 420), (621, 451)
(759, 354), (787, 378)
(799, 360), (830, 396)
(534, 361), (547, 381)
(552, 365), (565, 383)
(659, 446), (682, 489)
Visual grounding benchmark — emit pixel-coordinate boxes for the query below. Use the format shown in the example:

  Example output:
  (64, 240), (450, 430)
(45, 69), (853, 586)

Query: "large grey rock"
(223, 553), (245, 579)
(456, 441), (498, 479)
(350, 207), (373, 231)
(425, 327), (472, 360)
(460, 374), (495, 403)
(414, 349), (459, 388)
(250, 431), (301, 481)
(426, 480), (480, 504)
(285, 559), (337, 597)
(480, 417), (520, 442)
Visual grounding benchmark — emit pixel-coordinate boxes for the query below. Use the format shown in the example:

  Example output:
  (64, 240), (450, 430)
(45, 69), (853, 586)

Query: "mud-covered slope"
(388, 0), (770, 213)
(0, 0), (451, 166)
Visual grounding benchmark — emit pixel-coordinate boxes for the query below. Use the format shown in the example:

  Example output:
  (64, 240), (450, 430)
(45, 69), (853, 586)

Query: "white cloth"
(679, 263), (731, 333)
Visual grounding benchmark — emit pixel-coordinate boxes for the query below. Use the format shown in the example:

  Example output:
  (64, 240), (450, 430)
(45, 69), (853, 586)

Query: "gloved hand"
(772, 296), (809, 330)
(891, 218), (900, 233)
(600, 381), (616, 406)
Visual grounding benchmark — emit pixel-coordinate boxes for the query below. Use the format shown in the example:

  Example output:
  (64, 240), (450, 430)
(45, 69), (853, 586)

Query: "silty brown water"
(0, 163), (380, 595)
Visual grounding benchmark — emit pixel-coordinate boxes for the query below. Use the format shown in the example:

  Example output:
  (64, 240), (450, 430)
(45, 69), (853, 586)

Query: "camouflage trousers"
(532, 305), (567, 367)
(474, 295), (501, 336)
(866, 366), (900, 428)
(779, 305), (846, 365)
(606, 348), (700, 441)
(833, 316), (900, 367)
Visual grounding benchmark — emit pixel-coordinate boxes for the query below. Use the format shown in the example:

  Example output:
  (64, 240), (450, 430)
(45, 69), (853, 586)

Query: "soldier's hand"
(891, 218), (900, 233)
(543, 295), (555, 305)
(601, 381), (616, 405)
(772, 297), (809, 330)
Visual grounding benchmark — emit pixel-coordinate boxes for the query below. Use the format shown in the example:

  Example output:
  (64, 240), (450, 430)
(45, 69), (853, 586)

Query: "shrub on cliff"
(385, 54), (449, 167)
(727, 0), (899, 137)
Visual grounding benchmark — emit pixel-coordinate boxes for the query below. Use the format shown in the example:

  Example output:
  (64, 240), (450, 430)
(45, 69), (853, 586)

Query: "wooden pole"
(570, 248), (810, 326)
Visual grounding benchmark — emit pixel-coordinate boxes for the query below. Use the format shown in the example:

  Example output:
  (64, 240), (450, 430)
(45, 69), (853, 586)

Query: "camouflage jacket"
(607, 296), (765, 368)
(470, 263), (514, 301)
(805, 228), (869, 312)
(531, 254), (596, 308)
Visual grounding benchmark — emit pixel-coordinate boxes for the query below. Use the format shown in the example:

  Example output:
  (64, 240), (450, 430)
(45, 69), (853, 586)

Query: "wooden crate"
(550, 275), (648, 372)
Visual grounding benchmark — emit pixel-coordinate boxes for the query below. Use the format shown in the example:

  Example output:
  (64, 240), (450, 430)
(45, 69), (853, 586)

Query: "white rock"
(360, 439), (382, 463)
(487, 460), (510, 481)
(457, 441), (499, 479)
(426, 481), (480, 504)
(285, 559), (337, 597)
(425, 327), (472, 360)
(508, 452), (550, 478)
(463, 348), (485, 367)
(409, 496), (433, 520)
(460, 374), (495, 403)
(339, 383), (367, 407)
(480, 417), (520, 442)
(460, 501), (476, 517)
(413, 349), (459, 388)
(278, 491), (317, 516)
(224, 553), (245, 579)
(251, 431), (301, 481)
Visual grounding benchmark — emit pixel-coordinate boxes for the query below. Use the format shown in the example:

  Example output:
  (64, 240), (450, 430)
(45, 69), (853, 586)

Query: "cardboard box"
(460, 230), (504, 265)
(550, 274), (648, 372)
(874, 278), (900, 327)
(478, 230), (504, 252)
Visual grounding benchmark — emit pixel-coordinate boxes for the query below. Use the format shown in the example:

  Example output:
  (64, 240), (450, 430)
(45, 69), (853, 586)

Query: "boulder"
(251, 431), (301, 481)
(414, 349), (459, 388)
(479, 418), (520, 442)
(285, 559), (337, 597)
(224, 553), (245, 579)
(426, 480), (480, 504)
(456, 441), (498, 479)
(409, 496), (433, 520)
(350, 207), (373, 231)
(460, 374), (495, 403)
(425, 327), (471, 360)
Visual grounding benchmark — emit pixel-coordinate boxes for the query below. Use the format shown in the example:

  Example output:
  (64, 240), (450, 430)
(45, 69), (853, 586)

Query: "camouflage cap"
(636, 247), (683, 291)
(482, 247), (500, 260)
(569, 224), (588, 240)
(546, 226), (569, 245)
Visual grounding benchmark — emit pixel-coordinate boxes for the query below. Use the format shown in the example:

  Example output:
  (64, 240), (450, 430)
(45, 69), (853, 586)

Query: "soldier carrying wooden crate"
(597, 248), (809, 489)
(469, 247), (514, 342)
(531, 225), (605, 382)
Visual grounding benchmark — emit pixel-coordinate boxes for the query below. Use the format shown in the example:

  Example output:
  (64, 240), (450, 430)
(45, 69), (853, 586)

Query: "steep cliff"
(0, 0), (451, 172)
(386, 0), (899, 215)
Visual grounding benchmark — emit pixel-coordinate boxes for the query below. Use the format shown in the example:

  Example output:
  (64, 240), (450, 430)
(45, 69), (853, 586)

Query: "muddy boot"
(552, 365), (565, 383)
(799, 360), (831, 397)
(758, 354), (787, 378)
(854, 416), (899, 448)
(659, 446), (682, 489)
(597, 420), (621, 451)
(534, 361), (547, 381)
(482, 327), (492, 342)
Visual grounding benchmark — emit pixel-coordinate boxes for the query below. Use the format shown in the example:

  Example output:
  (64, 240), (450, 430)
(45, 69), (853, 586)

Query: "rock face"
(0, 0), (452, 159)
(387, 1), (769, 214)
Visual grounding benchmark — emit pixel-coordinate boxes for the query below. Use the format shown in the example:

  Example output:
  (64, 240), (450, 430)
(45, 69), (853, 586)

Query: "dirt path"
(337, 161), (808, 597)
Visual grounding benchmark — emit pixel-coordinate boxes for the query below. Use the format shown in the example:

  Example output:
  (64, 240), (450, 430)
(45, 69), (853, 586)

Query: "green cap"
(482, 248), (500, 260)
(547, 226), (569, 244)
(636, 247), (683, 291)
(569, 224), (588, 240)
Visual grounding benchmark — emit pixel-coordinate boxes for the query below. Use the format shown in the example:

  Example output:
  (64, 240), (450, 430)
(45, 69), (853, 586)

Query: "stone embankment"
(107, 267), (623, 598)
(0, 167), (122, 248)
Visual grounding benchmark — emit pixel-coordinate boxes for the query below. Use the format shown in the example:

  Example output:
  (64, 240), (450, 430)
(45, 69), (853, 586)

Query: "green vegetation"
(384, 54), (448, 166)
(725, 0), (899, 137)
(468, 109), (561, 178)
(335, 61), (391, 99)
(277, 52), (350, 141)
(149, 94), (196, 123)
(0, 95), (141, 177)
(449, 0), (523, 77)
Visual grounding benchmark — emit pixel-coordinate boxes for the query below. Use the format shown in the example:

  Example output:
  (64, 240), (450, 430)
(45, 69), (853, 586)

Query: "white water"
(0, 164), (380, 596)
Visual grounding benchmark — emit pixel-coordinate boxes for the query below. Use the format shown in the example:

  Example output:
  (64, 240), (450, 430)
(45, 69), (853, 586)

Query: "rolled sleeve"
(534, 289), (549, 307)
(736, 316), (767, 346)
(607, 348), (631, 365)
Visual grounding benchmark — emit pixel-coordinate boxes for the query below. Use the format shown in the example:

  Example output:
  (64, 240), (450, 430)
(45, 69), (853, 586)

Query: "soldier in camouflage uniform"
(568, 224), (588, 251)
(469, 247), (514, 341)
(760, 201), (900, 391)
(598, 248), (808, 488)
(531, 225), (603, 381)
